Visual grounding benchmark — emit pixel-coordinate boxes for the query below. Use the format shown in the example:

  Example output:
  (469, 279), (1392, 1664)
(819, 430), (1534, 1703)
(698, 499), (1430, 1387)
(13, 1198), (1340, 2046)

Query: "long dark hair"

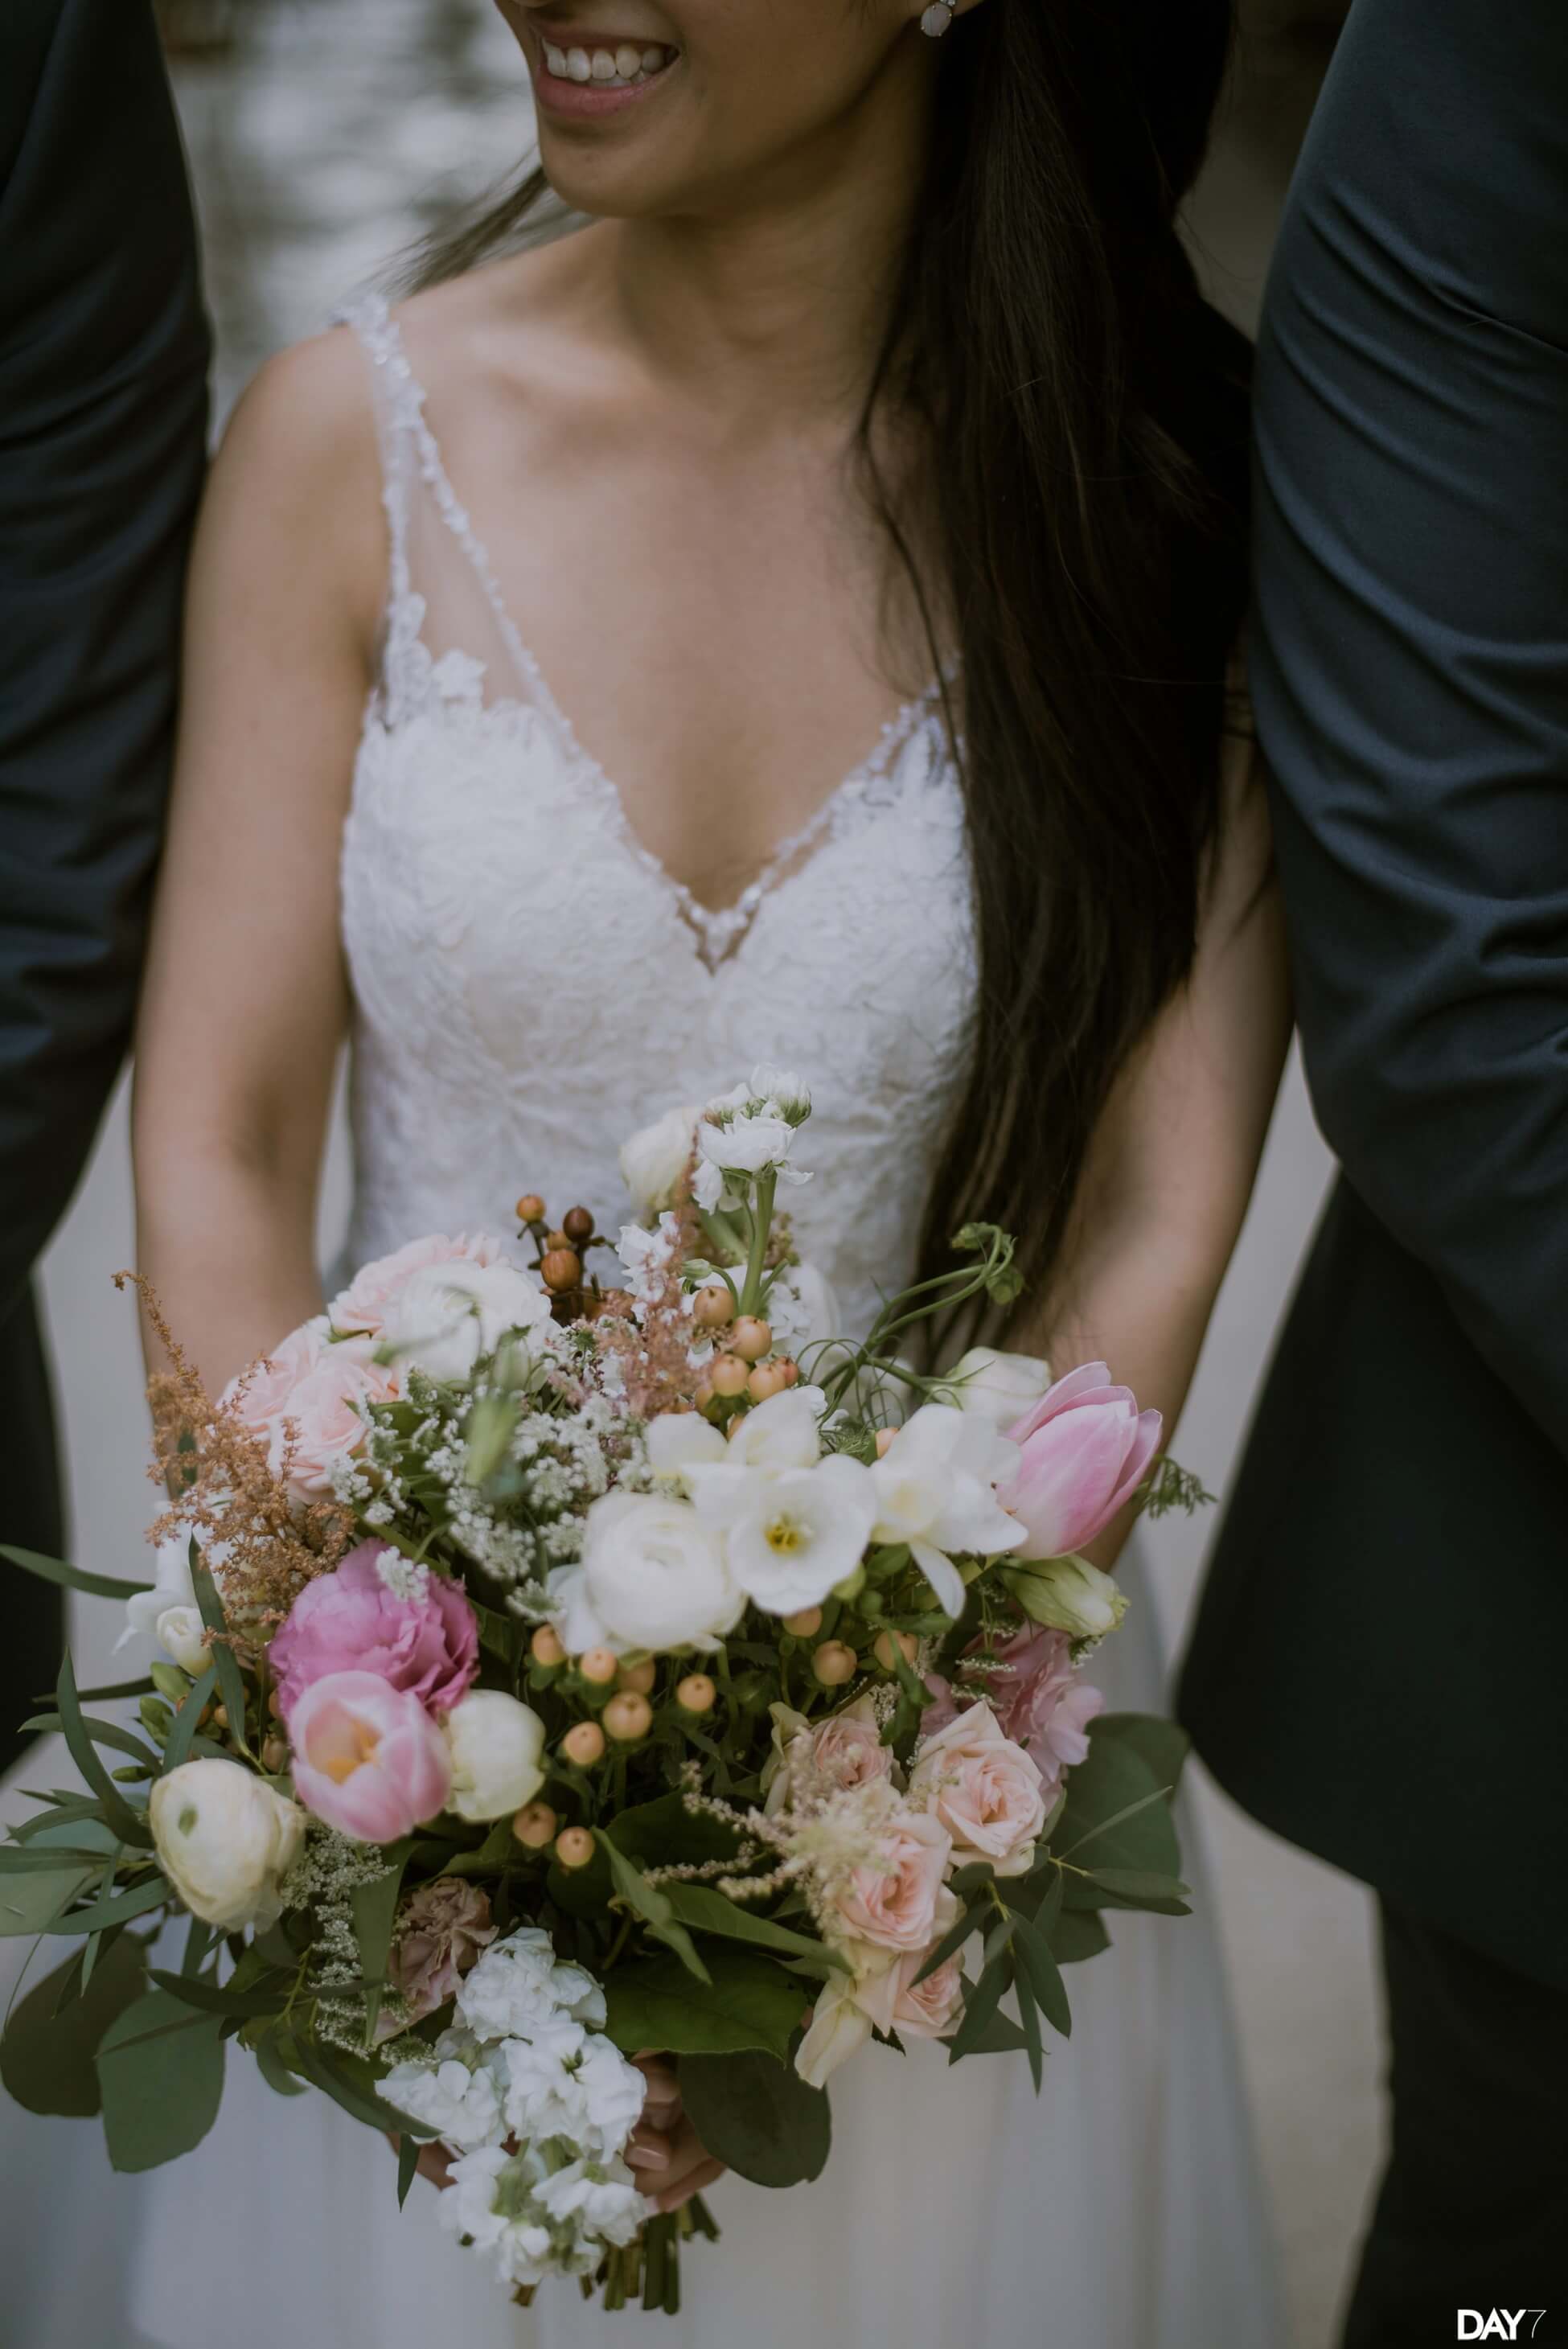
(413, 1), (1250, 1331)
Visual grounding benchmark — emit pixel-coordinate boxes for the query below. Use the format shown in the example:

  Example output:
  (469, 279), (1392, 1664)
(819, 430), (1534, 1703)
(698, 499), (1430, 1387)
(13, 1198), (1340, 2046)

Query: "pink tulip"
(289, 1670), (452, 1843)
(269, 1543), (479, 1726)
(999, 1361), (1162, 1559)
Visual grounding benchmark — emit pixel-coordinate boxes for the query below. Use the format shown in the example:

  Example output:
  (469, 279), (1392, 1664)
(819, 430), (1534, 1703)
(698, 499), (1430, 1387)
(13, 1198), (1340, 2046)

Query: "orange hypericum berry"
(617, 1659), (657, 1695)
(513, 1802), (558, 1850)
(747, 1361), (790, 1402)
(604, 1691), (654, 1742)
(531, 1625), (566, 1668)
(562, 1205), (595, 1245)
(561, 1720), (606, 1768)
(579, 1647), (619, 1686)
(555, 1825), (596, 1869)
(515, 1194), (547, 1225)
(676, 1673), (717, 1715)
(874, 1628), (919, 1672)
(812, 1641), (858, 1687)
(710, 1354), (750, 1398)
(693, 1287), (735, 1330)
(541, 1247), (582, 1292)
(782, 1606), (823, 1638)
(730, 1316), (772, 1362)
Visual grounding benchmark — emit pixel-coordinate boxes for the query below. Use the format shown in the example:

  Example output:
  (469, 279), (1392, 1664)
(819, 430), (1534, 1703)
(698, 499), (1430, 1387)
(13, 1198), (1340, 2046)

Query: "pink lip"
(527, 20), (679, 120)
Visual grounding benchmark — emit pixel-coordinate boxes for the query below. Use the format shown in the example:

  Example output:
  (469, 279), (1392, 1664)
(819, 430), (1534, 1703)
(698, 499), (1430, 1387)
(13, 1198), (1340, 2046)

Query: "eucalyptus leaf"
(1089, 1711), (1191, 1795)
(0, 1936), (146, 2117)
(1050, 1908), (1112, 1965)
(0, 1542), (152, 1602)
(351, 1850), (410, 2043)
(46, 1872), (173, 1937)
(602, 1948), (807, 2061)
(160, 1665), (218, 1776)
(53, 1654), (151, 1849)
(146, 1968), (291, 2022)
(661, 1884), (846, 1977)
(397, 2132), (421, 2208)
(254, 2031), (309, 2100)
(946, 1955), (1011, 2063)
(0, 1859), (103, 1938)
(679, 2051), (831, 2188)
(1055, 1735), (1181, 1894)
(96, 1991), (225, 2170)
(1012, 1913), (1072, 2039)
(189, 1543), (251, 1756)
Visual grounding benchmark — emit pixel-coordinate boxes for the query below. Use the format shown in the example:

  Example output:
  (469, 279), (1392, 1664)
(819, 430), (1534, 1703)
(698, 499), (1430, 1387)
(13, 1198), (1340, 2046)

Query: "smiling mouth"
(537, 35), (679, 88)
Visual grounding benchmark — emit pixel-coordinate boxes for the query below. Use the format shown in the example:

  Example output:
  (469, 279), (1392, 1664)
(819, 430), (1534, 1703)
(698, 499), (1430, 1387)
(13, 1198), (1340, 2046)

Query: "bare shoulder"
(390, 236), (629, 424)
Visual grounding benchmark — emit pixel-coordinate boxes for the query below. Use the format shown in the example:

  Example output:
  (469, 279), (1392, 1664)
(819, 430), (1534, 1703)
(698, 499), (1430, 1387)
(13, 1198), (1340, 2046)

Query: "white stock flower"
(437, 2146), (554, 2281)
(458, 1926), (606, 2039)
(572, 2035), (648, 2154)
(380, 1259), (552, 1383)
(499, 2018), (594, 2141)
(376, 2052), (504, 2150)
(443, 1690), (547, 1822)
(149, 1760), (305, 1932)
(560, 1489), (744, 1656)
(534, 2155), (647, 2244)
(702, 1456), (878, 1616)
(871, 1403), (1028, 1616)
(794, 1969), (873, 2090)
(932, 1345), (1053, 1429)
(619, 1104), (700, 1218)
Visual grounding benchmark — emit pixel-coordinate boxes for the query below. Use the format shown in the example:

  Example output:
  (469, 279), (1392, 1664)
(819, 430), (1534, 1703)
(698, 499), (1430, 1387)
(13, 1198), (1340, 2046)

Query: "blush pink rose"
(222, 1321), (326, 1436)
(329, 1234), (506, 1339)
(832, 1806), (952, 1953)
(810, 1694), (895, 1795)
(999, 1361), (1162, 1559)
(987, 1624), (1105, 1773)
(269, 1544), (480, 1726)
(855, 1895), (967, 2043)
(289, 1669), (453, 1842)
(376, 1875), (496, 2039)
(272, 1353), (400, 1499)
(909, 1700), (1047, 1877)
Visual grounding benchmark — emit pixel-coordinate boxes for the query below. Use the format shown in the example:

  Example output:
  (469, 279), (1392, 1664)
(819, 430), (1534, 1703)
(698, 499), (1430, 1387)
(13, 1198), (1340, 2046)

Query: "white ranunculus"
(1004, 1554), (1128, 1641)
(693, 1107), (812, 1214)
(794, 1969), (873, 2090)
(618, 1104), (700, 1219)
(381, 1259), (552, 1383)
(377, 2051), (505, 2150)
(933, 1345), (1052, 1429)
(150, 1758), (305, 1932)
(763, 1261), (841, 1358)
(643, 1411), (728, 1493)
(705, 1455), (879, 1615)
(570, 1489), (745, 1654)
(871, 1403), (1028, 1617)
(748, 1065), (812, 1124)
(154, 1604), (210, 1676)
(443, 1690), (547, 1822)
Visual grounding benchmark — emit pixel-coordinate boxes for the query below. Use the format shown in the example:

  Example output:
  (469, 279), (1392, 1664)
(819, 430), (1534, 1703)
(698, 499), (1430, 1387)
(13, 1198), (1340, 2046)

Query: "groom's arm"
(1252, 0), (1568, 1462)
(0, 0), (209, 1312)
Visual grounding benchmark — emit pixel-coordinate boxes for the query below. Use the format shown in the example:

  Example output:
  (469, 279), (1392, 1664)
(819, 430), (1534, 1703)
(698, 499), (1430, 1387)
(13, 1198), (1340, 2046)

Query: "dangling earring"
(918, 0), (956, 35)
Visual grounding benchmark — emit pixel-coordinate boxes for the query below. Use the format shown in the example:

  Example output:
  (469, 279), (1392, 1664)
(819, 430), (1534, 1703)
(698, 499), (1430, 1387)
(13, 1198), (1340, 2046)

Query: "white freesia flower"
(381, 1259), (552, 1383)
(122, 1529), (199, 1654)
(643, 1411), (728, 1493)
(1007, 1554), (1128, 1641)
(933, 1345), (1052, 1429)
(618, 1103), (700, 1218)
(795, 1968), (874, 2089)
(154, 1603), (210, 1676)
(703, 1456), (878, 1616)
(871, 1403), (1028, 1617)
(149, 1759), (305, 1932)
(443, 1689), (547, 1822)
(376, 2052), (504, 2150)
(721, 1386), (825, 1473)
(458, 1927), (606, 2038)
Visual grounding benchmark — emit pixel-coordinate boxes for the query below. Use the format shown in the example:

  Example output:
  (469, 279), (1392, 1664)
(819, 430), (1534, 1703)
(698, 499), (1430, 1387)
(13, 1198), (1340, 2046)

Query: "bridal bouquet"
(2, 1071), (1199, 2314)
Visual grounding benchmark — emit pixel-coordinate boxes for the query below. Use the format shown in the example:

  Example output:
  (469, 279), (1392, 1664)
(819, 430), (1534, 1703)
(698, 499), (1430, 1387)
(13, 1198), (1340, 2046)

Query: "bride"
(128, 0), (1290, 2340)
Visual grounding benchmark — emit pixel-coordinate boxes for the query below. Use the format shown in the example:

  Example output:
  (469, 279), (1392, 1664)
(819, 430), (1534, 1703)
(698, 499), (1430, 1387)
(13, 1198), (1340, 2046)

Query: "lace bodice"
(335, 297), (978, 1332)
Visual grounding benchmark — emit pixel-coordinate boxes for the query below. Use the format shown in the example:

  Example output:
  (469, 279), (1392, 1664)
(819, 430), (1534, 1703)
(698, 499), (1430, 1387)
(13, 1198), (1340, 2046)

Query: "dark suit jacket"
(0, 0), (209, 1762)
(1180, 0), (1568, 1991)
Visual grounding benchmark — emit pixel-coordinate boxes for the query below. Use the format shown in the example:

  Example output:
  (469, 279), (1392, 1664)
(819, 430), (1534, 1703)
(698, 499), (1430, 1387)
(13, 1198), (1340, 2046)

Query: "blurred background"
(18, 2), (1365, 2341)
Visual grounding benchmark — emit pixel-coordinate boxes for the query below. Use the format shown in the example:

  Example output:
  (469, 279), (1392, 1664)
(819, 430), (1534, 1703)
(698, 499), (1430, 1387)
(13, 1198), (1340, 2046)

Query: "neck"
(594, 48), (936, 421)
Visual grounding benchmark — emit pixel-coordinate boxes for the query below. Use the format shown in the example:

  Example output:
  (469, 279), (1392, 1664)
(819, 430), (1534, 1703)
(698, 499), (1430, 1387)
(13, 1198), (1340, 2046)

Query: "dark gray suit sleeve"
(0, 0), (210, 1312)
(1251, 0), (1568, 1462)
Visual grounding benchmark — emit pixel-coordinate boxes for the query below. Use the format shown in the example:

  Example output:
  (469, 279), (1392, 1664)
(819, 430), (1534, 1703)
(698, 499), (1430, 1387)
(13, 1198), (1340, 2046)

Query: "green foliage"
(160, 1663), (219, 1775)
(660, 1884), (846, 1977)
(0, 1543), (152, 1601)
(679, 2051), (831, 2189)
(350, 1848), (411, 2043)
(597, 1834), (709, 1981)
(606, 1795), (745, 1873)
(1139, 1456), (1215, 1520)
(0, 1817), (118, 1939)
(602, 1948), (807, 2061)
(1054, 1719), (1187, 1912)
(96, 1990), (226, 2170)
(188, 1541), (251, 1757)
(0, 1936), (147, 2117)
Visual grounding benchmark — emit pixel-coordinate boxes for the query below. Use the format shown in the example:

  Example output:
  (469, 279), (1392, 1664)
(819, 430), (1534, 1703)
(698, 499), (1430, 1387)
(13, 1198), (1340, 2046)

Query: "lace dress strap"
(336, 293), (441, 724)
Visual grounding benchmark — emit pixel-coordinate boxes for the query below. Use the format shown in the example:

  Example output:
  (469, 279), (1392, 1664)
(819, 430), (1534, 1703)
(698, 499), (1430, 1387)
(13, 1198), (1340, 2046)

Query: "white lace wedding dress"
(122, 297), (1287, 2349)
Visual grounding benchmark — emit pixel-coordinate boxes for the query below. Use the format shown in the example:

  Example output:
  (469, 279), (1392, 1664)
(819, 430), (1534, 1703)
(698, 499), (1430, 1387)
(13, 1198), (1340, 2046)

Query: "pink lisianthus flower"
(986, 1624), (1105, 1773)
(376, 1876), (497, 2040)
(269, 1543), (479, 1726)
(832, 1807), (951, 1954)
(999, 1361), (1162, 1559)
(328, 1234), (506, 1339)
(289, 1670), (453, 1842)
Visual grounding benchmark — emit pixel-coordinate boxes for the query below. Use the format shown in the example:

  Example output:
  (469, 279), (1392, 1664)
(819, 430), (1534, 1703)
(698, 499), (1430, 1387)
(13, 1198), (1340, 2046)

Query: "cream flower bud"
(150, 1758), (305, 1932)
(618, 1104), (700, 1218)
(443, 1690), (548, 1823)
(154, 1603), (210, 1677)
(1004, 1554), (1128, 1641)
(932, 1345), (1052, 1427)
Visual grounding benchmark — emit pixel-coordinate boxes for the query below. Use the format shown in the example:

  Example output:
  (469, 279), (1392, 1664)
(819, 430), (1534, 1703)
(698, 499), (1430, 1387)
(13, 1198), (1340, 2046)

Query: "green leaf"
(601, 1948), (807, 2061)
(300, 2039), (437, 2139)
(52, 1654), (152, 1850)
(1087, 1712), (1190, 1797)
(253, 2031), (309, 2099)
(946, 1953), (1011, 2063)
(0, 1936), (146, 2117)
(146, 1968), (291, 2021)
(188, 1543), (252, 1756)
(1072, 1868), (1190, 1912)
(1059, 1787), (1178, 1863)
(1016, 1951), (1045, 2089)
(10, 1797), (109, 1846)
(96, 1991), (226, 2170)
(19, 1714), (159, 1769)
(660, 1885), (846, 1977)
(1012, 1913), (1072, 2039)
(46, 1871), (173, 1936)
(1050, 1908), (1112, 1964)
(0, 1857), (104, 1938)
(0, 1843), (125, 1874)
(75, 1677), (158, 1705)
(0, 1543), (152, 1602)
(912, 1899), (983, 1986)
(397, 2132), (421, 2208)
(597, 1831), (710, 1984)
(1055, 1731), (1181, 1897)
(161, 1665), (219, 1776)
(350, 1850), (410, 2044)
(605, 1795), (746, 1874)
(470, 1596), (527, 1672)
(679, 2051), (831, 2188)
(944, 2002), (1028, 2055)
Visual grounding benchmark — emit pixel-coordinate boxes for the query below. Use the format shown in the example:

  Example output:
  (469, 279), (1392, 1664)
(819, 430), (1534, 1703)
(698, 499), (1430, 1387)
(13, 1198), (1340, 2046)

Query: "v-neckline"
(368, 298), (953, 974)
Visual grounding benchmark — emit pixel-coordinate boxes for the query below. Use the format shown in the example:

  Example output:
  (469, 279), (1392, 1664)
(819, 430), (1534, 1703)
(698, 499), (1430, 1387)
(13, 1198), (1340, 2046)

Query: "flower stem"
(737, 1170), (777, 1320)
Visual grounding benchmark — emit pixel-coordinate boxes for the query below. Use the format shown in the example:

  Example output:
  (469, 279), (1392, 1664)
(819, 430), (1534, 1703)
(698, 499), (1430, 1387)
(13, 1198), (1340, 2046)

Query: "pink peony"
(378, 1876), (496, 2039)
(833, 1806), (952, 1953)
(909, 1701), (1047, 1877)
(999, 1361), (1162, 1559)
(986, 1625), (1105, 1774)
(289, 1670), (453, 1842)
(328, 1234), (505, 1339)
(269, 1544), (479, 1725)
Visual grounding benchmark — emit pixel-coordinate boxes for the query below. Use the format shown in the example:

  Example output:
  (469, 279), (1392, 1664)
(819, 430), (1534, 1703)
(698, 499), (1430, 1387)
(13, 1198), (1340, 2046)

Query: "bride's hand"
(388, 2054), (725, 2211)
(626, 2054), (726, 2215)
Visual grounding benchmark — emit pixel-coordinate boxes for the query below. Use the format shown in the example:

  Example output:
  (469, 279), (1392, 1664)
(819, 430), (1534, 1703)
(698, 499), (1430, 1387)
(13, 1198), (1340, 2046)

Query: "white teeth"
(542, 37), (673, 87)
